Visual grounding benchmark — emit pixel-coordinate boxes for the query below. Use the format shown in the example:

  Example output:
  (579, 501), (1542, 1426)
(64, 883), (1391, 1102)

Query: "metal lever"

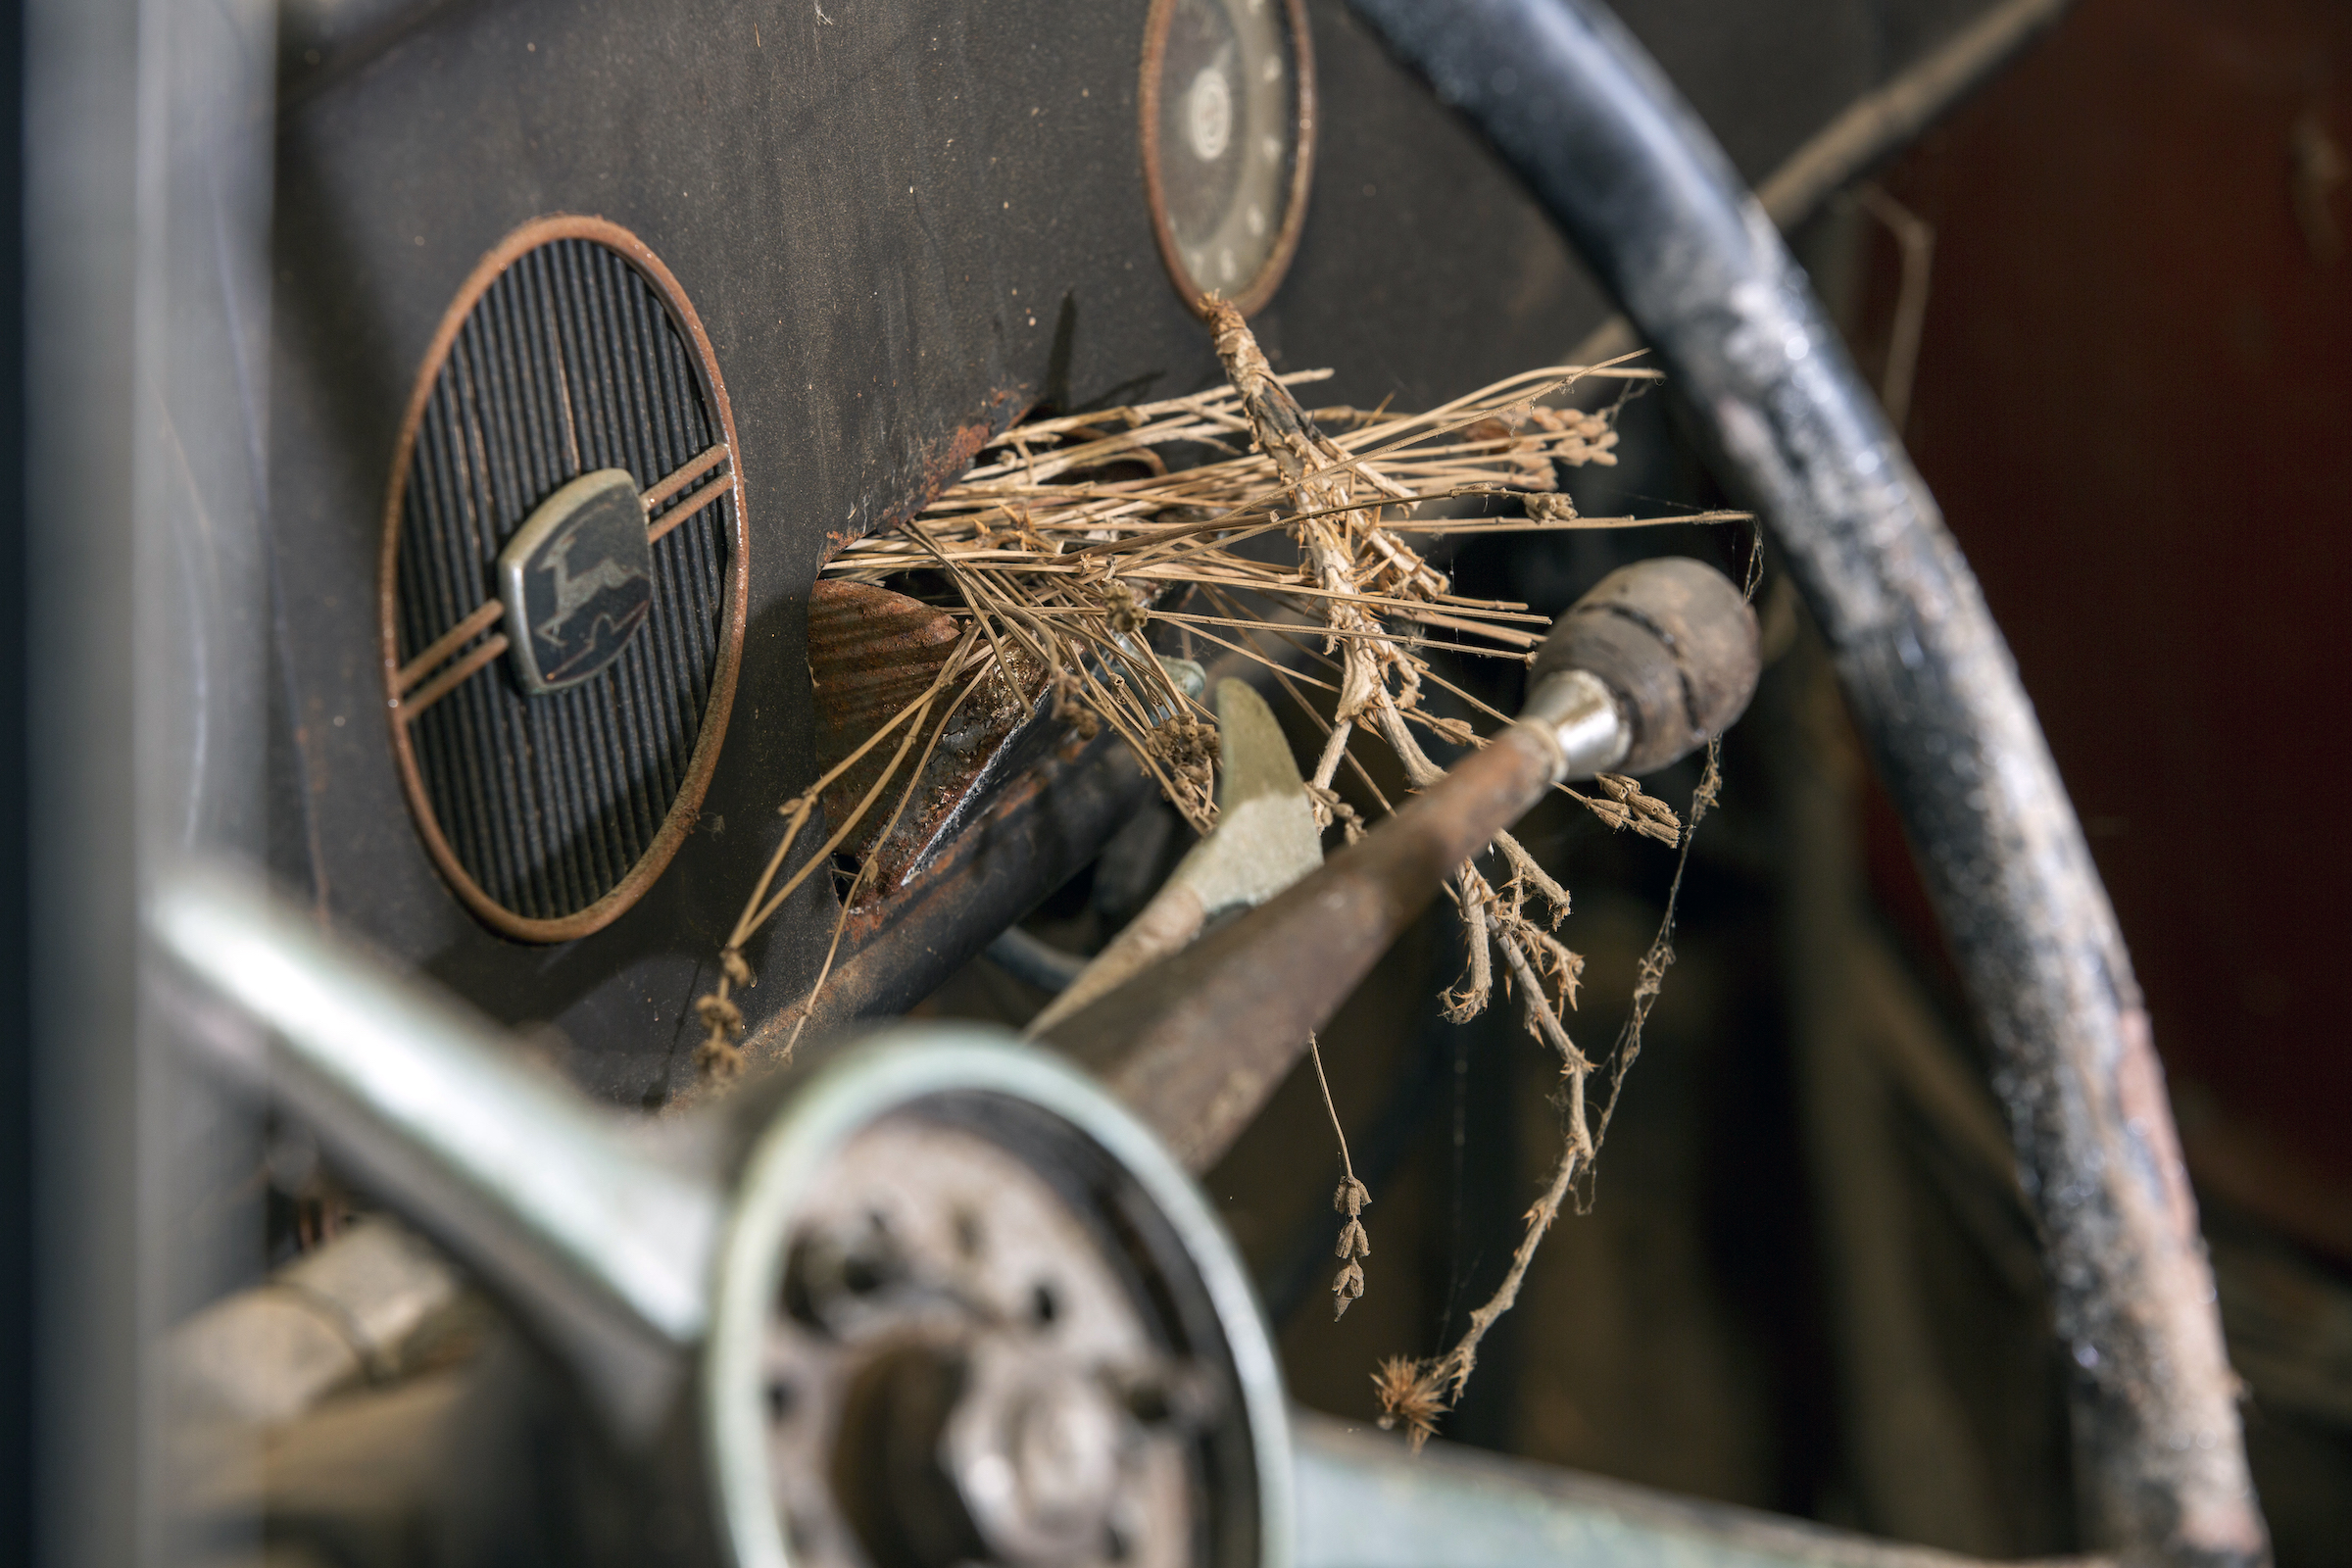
(148, 866), (1297, 1568)
(1027, 679), (1326, 1037)
(1042, 556), (1760, 1172)
(148, 866), (725, 1438)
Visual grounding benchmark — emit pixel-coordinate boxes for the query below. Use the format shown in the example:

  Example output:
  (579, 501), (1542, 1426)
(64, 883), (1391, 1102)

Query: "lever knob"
(1531, 557), (1760, 774)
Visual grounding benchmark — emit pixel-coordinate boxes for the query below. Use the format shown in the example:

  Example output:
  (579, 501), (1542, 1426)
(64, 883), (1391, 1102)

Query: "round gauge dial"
(1140, 0), (1315, 317)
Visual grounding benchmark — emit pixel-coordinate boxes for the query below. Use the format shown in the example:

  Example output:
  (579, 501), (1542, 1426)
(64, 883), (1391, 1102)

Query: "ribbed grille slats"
(393, 238), (731, 923)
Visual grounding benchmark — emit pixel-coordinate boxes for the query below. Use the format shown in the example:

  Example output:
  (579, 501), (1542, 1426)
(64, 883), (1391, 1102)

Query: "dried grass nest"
(696, 301), (1749, 1446)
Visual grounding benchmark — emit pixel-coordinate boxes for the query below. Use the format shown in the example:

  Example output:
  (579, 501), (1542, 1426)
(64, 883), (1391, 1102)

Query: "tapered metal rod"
(1047, 720), (1565, 1172)
(1048, 557), (1758, 1174)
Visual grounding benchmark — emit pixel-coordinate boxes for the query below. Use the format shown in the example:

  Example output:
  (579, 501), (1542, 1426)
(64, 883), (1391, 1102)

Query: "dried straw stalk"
(694, 307), (1744, 1446)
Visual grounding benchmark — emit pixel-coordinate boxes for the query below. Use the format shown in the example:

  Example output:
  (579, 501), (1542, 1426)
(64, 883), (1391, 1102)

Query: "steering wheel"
(144, 2), (2264, 1567)
(1338, 3), (2263, 1564)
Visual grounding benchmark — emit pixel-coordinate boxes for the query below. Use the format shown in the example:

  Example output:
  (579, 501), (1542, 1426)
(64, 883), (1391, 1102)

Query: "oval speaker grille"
(382, 218), (747, 942)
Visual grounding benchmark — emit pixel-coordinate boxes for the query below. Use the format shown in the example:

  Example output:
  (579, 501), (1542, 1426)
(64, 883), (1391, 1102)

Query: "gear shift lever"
(1042, 555), (1761, 1171)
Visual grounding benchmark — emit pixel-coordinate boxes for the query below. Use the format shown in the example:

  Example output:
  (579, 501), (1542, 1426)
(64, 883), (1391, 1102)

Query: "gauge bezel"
(1139, 0), (1318, 318)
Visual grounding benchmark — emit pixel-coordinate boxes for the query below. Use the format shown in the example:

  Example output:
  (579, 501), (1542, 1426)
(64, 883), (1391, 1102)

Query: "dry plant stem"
(1181, 590), (1400, 829)
(1439, 1105), (1590, 1397)
(826, 339), (1721, 840)
(1590, 742), (1721, 1158)
(1192, 314), (1691, 1418)
(1378, 741), (1725, 1446)
(1494, 930), (1587, 1070)
(694, 304), (1736, 1089)
(773, 672), (1001, 1060)
(1310, 1035), (1374, 1320)
(731, 628), (981, 946)
(1495, 831), (1572, 918)
(1384, 512), (1746, 535)
(719, 314), (1729, 1217)
(694, 632), (985, 1078)
(746, 683), (941, 935)
(869, 312), (1684, 1039)
(1102, 344), (1645, 1087)
(1444, 873), (1494, 1022)
(1261, 663), (1392, 823)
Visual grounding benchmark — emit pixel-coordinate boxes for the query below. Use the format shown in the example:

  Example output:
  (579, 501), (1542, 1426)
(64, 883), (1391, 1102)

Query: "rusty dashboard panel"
(266, 0), (2008, 1104)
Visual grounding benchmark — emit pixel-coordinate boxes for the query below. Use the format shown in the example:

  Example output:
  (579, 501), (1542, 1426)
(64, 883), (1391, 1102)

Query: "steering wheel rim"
(1333, 2), (2267, 1564)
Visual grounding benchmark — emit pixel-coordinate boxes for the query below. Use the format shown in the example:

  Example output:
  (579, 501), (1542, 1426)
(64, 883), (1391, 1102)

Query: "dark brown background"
(1861, 0), (2352, 1244)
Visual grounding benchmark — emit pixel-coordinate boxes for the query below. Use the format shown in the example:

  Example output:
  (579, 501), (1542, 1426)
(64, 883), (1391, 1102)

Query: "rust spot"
(884, 417), (994, 534)
(820, 390), (1030, 561)
(808, 579), (1050, 905)
(806, 389), (1142, 901)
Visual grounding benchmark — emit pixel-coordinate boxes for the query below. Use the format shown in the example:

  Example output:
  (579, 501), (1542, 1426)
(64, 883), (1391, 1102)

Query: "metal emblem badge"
(497, 467), (654, 695)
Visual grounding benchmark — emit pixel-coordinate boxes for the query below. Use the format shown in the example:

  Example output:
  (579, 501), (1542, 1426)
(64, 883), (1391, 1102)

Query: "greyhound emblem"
(496, 467), (657, 695)
(534, 525), (651, 649)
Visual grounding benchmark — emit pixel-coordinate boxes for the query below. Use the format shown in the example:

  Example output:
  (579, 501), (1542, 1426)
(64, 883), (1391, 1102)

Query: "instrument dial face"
(1141, 0), (1315, 317)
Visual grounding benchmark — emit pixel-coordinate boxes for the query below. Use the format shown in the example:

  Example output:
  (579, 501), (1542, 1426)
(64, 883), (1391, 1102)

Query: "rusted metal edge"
(821, 401), (1019, 562)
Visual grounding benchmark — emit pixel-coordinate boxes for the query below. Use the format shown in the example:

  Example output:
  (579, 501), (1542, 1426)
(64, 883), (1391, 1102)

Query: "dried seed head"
(1372, 1356), (1448, 1450)
(695, 993), (743, 1036)
(1332, 1260), (1366, 1319)
(1102, 578), (1148, 635)
(695, 1033), (746, 1082)
(1635, 814), (1682, 846)
(1305, 783), (1364, 843)
(1051, 672), (1102, 741)
(1149, 715), (1220, 795)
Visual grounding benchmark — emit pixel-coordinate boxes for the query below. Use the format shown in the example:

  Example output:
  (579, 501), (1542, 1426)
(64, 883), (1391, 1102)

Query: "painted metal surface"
(1292, 1416), (2045, 1568)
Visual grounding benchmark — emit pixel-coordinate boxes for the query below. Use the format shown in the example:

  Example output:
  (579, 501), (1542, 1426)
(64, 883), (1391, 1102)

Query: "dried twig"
(824, 313), (1738, 844)
(709, 315), (1748, 1412)
(825, 315), (1740, 1362)
(1310, 1034), (1373, 1320)
(1373, 701), (1736, 1447)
